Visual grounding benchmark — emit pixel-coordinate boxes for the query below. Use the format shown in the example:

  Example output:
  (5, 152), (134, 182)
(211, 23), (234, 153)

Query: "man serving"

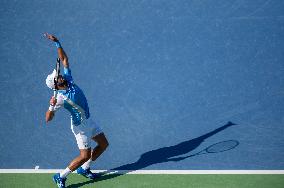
(44, 33), (109, 188)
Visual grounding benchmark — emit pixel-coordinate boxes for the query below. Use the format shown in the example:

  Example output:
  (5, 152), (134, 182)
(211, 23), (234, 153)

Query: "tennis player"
(44, 33), (109, 188)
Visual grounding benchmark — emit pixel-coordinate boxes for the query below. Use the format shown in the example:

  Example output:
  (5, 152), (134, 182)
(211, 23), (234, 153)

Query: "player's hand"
(50, 96), (57, 106)
(44, 33), (59, 42)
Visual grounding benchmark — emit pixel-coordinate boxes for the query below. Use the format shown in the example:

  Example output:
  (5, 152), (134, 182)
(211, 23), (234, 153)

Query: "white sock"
(81, 159), (92, 170)
(60, 167), (72, 178)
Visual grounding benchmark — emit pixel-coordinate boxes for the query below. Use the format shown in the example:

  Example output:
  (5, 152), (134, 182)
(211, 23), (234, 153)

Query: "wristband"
(49, 105), (55, 111)
(54, 41), (62, 48)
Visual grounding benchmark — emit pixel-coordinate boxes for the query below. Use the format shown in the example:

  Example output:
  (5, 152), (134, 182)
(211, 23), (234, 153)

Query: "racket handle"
(49, 90), (58, 111)
(53, 90), (58, 98)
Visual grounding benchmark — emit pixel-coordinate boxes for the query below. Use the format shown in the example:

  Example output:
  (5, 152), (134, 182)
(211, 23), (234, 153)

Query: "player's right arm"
(45, 110), (55, 123)
(45, 96), (57, 123)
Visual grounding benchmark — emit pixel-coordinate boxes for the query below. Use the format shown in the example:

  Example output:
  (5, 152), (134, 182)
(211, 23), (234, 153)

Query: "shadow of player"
(67, 121), (237, 188)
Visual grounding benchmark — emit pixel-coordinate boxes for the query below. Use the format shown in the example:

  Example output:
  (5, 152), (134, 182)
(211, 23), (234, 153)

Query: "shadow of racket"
(168, 140), (239, 161)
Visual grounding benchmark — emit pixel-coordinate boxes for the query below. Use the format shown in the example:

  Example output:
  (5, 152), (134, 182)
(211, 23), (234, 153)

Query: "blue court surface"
(0, 0), (284, 171)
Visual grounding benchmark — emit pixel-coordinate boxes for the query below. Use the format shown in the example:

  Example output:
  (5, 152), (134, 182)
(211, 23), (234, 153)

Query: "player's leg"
(68, 148), (91, 171)
(77, 133), (109, 179)
(53, 123), (92, 188)
(91, 133), (109, 161)
(81, 119), (108, 163)
(69, 123), (93, 171)
(70, 123), (93, 172)
(77, 120), (109, 179)
(53, 147), (91, 188)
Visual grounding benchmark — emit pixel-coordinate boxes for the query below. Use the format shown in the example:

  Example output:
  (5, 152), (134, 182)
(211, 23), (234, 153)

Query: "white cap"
(46, 69), (56, 89)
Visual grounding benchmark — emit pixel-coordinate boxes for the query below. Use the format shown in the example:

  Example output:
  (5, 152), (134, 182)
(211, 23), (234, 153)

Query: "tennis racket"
(50, 58), (60, 111)
(54, 57), (60, 97)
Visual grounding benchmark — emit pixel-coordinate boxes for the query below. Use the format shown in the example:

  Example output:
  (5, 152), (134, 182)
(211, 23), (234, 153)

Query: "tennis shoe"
(77, 167), (98, 179)
(53, 173), (66, 188)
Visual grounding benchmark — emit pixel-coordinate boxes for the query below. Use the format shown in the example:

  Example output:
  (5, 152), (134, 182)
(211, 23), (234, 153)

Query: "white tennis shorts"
(71, 118), (103, 150)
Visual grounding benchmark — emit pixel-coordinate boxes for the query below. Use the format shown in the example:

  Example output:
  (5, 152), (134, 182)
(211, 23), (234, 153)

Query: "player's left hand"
(44, 33), (58, 42)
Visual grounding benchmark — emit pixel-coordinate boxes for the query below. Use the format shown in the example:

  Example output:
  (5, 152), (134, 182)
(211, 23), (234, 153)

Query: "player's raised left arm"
(44, 33), (69, 68)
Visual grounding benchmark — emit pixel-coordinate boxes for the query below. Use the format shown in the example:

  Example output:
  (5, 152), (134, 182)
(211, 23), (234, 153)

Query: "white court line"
(0, 169), (284, 174)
